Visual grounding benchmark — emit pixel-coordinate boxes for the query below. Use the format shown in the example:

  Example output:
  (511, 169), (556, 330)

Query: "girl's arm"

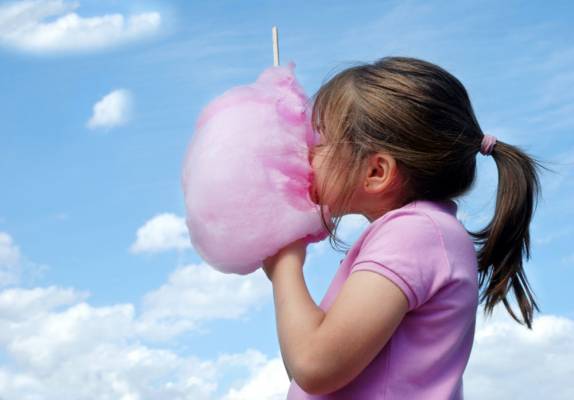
(297, 269), (408, 395)
(270, 258), (325, 387)
(265, 241), (408, 395)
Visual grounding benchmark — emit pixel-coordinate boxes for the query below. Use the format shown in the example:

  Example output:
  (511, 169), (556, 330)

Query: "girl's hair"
(309, 56), (553, 329)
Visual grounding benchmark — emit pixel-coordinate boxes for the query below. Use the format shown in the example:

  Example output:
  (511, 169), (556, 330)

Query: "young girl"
(262, 56), (547, 399)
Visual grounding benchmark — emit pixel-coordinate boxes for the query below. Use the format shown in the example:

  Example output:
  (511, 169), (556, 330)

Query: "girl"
(262, 56), (547, 399)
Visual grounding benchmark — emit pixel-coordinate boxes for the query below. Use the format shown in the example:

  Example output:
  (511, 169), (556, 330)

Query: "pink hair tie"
(480, 134), (497, 156)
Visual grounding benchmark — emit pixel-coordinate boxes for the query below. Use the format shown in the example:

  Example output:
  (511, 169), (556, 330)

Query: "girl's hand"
(262, 238), (309, 282)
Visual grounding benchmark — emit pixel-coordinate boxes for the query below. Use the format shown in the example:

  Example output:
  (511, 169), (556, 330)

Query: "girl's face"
(308, 134), (404, 222)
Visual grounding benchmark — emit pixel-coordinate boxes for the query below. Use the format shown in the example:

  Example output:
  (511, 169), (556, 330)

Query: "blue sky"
(0, 0), (573, 398)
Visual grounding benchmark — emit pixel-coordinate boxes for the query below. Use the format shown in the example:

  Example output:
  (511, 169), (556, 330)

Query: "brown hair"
(309, 56), (553, 329)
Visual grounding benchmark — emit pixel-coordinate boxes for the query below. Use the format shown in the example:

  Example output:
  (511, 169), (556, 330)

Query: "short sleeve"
(350, 210), (448, 312)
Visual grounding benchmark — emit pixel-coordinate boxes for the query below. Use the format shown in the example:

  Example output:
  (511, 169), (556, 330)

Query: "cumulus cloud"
(464, 305), (574, 399)
(0, 345), (281, 400)
(130, 213), (191, 254)
(0, 263), (274, 399)
(87, 89), (132, 130)
(137, 263), (269, 341)
(0, 0), (161, 54)
(0, 285), (88, 322)
(0, 264), (572, 398)
(1, 227), (570, 398)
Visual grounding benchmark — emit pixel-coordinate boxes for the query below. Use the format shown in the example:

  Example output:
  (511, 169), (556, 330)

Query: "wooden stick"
(272, 26), (280, 66)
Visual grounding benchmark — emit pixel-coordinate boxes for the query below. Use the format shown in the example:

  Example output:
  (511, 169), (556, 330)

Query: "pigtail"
(468, 139), (547, 329)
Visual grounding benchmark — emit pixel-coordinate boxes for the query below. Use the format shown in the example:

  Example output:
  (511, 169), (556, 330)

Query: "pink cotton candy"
(181, 62), (331, 275)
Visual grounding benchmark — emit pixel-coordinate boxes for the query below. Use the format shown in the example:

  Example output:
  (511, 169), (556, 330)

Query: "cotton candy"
(181, 61), (331, 275)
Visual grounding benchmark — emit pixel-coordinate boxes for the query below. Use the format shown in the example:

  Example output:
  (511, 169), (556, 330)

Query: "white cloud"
(0, 285), (88, 322)
(222, 353), (291, 400)
(0, 264), (275, 399)
(0, 340), (221, 399)
(130, 213), (191, 254)
(464, 305), (574, 399)
(137, 262), (270, 341)
(2, 218), (571, 398)
(87, 88), (132, 130)
(0, 232), (22, 286)
(7, 302), (135, 371)
(0, 0), (161, 54)
(0, 266), (572, 398)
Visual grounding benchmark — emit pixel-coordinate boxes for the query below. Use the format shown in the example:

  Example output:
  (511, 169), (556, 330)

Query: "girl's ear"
(363, 152), (398, 194)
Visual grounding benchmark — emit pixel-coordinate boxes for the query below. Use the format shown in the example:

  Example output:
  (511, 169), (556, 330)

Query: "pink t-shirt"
(287, 199), (479, 399)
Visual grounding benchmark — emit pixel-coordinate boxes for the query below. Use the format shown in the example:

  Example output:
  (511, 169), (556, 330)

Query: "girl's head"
(309, 56), (551, 329)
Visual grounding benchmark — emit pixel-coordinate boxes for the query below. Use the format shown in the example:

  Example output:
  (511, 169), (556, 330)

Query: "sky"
(0, 0), (573, 398)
